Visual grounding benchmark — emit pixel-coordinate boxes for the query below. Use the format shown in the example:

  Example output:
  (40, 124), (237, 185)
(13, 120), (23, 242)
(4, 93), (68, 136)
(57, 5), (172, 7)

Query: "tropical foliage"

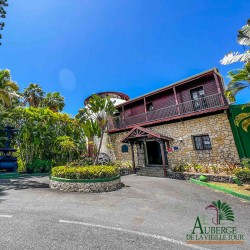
(221, 18), (250, 132)
(51, 165), (119, 179)
(224, 62), (250, 103)
(0, 107), (86, 172)
(0, 0), (8, 45)
(0, 69), (19, 107)
(23, 83), (45, 107)
(43, 92), (65, 112)
(220, 18), (250, 65)
(76, 94), (116, 164)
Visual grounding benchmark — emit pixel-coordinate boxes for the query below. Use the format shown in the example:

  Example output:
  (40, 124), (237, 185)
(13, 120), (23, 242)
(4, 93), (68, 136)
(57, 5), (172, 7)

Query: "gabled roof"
(121, 126), (173, 143)
(116, 68), (220, 108)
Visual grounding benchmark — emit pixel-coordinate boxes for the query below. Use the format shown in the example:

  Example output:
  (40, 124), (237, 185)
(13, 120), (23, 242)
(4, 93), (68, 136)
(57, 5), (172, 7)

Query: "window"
(190, 87), (207, 111)
(193, 135), (212, 150)
(146, 102), (154, 111)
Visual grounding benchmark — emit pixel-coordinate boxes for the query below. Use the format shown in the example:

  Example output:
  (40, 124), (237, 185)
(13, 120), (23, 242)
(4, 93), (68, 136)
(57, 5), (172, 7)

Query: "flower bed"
(167, 170), (234, 183)
(49, 166), (122, 192)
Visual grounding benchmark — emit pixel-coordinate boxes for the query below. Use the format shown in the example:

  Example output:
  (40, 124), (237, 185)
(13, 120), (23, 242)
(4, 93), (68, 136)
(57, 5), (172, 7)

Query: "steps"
(136, 167), (165, 178)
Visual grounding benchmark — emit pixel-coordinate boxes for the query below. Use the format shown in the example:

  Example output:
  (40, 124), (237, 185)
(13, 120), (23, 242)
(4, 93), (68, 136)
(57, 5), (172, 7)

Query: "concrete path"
(0, 175), (249, 250)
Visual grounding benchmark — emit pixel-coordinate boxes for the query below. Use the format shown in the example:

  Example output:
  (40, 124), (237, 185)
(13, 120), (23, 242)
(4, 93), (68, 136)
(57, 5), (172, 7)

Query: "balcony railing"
(108, 93), (226, 130)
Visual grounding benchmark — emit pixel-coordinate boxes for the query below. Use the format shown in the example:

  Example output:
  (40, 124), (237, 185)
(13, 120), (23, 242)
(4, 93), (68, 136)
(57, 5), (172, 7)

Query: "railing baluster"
(108, 93), (225, 130)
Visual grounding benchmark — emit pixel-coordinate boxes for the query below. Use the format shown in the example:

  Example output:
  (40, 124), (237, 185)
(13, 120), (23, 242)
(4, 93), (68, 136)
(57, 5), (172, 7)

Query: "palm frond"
(220, 51), (250, 65)
(3, 80), (19, 91)
(225, 82), (248, 101)
(237, 19), (250, 45)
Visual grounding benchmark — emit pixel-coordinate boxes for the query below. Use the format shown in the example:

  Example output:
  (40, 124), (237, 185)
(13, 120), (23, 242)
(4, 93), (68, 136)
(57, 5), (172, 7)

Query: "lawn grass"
(210, 182), (250, 196)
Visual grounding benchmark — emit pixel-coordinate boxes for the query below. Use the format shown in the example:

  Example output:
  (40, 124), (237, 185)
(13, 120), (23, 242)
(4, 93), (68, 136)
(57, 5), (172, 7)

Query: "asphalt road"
(0, 175), (249, 250)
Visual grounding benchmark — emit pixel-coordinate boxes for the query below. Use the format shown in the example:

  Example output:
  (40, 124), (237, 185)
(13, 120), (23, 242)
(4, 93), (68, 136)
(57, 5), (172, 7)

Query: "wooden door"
(136, 142), (145, 167)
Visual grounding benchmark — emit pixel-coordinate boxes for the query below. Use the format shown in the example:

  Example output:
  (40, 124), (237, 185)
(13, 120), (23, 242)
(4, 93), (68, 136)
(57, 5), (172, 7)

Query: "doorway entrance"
(146, 141), (163, 165)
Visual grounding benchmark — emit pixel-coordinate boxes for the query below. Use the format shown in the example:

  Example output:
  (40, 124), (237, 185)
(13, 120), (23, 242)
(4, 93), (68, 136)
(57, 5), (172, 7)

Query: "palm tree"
(225, 62), (250, 102)
(0, 69), (20, 108)
(221, 18), (250, 65)
(43, 92), (65, 112)
(23, 83), (45, 107)
(76, 108), (101, 158)
(220, 19), (250, 132)
(77, 95), (116, 164)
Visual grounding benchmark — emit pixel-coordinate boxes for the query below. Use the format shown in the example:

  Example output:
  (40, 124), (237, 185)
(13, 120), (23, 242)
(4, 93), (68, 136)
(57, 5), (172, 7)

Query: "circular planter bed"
(49, 166), (122, 192)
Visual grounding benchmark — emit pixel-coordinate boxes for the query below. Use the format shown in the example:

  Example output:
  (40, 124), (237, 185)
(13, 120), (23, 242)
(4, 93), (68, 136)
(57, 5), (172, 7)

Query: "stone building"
(107, 68), (240, 176)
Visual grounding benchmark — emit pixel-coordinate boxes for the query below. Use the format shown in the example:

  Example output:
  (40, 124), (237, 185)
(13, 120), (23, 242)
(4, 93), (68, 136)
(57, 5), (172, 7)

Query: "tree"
(43, 92), (65, 112)
(225, 62), (250, 102)
(0, 69), (19, 108)
(23, 83), (45, 107)
(77, 95), (116, 164)
(221, 18), (250, 132)
(220, 18), (250, 65)
(76, 108), (101, 158)
(0, 107), (86, 170)
(0, 0), (8, 46)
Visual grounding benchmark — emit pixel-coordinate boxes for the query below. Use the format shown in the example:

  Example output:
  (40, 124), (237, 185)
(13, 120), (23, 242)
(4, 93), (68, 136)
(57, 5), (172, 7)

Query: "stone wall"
(167, 171), (234, 183)
(50, 178), (121, 192)
(108, 113), (240, 169)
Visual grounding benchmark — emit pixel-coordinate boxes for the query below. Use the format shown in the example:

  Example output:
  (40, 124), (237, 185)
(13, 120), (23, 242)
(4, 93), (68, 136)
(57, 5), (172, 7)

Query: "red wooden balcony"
(108, 93), (227, 131)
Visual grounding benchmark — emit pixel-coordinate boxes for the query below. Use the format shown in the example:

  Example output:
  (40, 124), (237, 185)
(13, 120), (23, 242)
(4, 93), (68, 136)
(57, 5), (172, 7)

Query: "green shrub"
(173, 164), (186, 172)
(51, 165), (119, 179)
(211, 165), (220, 174)
(184, 164), (192, 172)
(67, 155), (93, 167)
(193, 164), (203, 173)
(241, 158), (250, 169)
(234, 169), (250, 183)
(201, 166), (210, 173)
(27, 159), (52, 173)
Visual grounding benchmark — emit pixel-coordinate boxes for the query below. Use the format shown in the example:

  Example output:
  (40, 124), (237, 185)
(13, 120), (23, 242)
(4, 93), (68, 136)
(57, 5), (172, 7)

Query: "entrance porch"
(121, 126), (173, 177)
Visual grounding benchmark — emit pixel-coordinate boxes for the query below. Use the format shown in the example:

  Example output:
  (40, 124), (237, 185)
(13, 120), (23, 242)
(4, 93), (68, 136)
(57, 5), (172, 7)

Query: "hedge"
(51, 165), (119, 180)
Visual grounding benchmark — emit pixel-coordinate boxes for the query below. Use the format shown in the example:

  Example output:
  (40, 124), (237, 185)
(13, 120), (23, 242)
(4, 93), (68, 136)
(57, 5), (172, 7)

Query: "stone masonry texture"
(108, 113), (240, 169)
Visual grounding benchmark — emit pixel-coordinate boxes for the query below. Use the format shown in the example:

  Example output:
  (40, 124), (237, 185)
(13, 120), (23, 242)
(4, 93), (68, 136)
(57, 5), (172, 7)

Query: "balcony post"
(122, 105), (125, 127)
(130, 142), (136, 174)
(173, 87), (180, 115)
(213, 72), (225, 105)
(144, 97), (148, 121)
(159, 140), (167, 177)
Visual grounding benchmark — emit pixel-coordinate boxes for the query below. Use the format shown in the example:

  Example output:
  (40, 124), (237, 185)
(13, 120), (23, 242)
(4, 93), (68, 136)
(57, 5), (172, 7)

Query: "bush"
(193, 164), (203, 173)
(173, 164), (186, 172)
(51, 165), (119, 179)
(241, 158), (250, 169)
(67, 155), (93, 167)
(234, 169), (250, 183)
(27, 159), (52, 173)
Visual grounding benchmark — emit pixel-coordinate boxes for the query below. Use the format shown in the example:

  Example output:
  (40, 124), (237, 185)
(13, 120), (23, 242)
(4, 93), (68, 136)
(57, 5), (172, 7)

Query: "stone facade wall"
(108, 113), (240, 169)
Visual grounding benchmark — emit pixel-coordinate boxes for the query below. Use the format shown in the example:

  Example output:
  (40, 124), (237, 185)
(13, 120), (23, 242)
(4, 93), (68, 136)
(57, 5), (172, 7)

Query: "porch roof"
(121, 126), (173, 143)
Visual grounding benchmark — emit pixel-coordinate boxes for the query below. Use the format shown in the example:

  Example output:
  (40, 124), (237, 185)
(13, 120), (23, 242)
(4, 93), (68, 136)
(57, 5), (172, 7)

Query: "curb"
(190, 178), (250, 201)
(50, 175), (121, 183)
(0, 173), (50, 179)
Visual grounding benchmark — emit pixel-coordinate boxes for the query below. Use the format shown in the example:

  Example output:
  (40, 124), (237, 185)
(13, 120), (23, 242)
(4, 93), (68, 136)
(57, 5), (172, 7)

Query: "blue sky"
(0, 0), (249, 115)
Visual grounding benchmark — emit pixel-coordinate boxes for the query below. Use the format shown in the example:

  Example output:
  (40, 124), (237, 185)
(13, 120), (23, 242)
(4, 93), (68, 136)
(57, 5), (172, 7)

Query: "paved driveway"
(0, 175), (249, 250)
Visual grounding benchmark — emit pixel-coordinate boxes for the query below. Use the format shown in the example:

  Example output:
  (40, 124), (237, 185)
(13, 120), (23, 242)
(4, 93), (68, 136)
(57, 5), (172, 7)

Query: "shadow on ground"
(0, 177), (49, 203)
(0, 177), (49, 191)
